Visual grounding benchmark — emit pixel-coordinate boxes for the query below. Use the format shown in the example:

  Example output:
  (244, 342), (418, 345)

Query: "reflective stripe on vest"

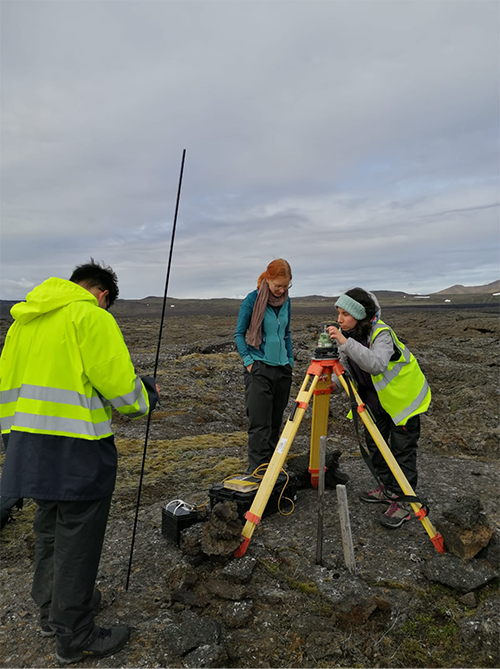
(372, 346), (412, 391)
(392, 377), (431, 425)
(2, 412), (113, 437)
(1, 378), (146, 412)
(0, 385), (108, 410)
(0, 378), (147, 438)
(370, 321), (431, 425)
(110, 377), (149, 416)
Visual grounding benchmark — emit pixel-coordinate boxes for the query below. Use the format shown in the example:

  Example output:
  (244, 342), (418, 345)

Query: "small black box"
(208, 472), (297, 522)
(161, 500), (200, 544)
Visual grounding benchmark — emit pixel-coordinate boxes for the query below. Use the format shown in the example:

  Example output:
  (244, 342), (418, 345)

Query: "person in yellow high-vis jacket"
(0, 259), (159, 664)
(327, 287), (431, 530)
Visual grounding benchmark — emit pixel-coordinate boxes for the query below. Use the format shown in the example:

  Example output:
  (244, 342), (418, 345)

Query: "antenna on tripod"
(126, 149), (186, 590)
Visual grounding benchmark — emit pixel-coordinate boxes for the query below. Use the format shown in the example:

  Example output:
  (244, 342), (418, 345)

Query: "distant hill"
(1, 281), (499, 322)
(369, 290), (410, 299)
(433, 280), (500, 295)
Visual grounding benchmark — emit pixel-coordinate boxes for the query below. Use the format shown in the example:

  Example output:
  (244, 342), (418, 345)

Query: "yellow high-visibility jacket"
(369, 320), (431, 426)
(337, 319), (431, 427)
(0, 277), (155, 500)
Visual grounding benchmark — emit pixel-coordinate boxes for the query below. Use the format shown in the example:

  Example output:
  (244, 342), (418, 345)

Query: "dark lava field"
(1, 298), (499, 668)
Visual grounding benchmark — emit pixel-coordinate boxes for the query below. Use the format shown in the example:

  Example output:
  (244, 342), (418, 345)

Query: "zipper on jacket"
(277, 315), (284, 359)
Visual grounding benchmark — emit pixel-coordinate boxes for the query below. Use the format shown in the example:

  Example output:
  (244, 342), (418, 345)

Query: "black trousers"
(31, 495), (112, 652)
(244, 361), (293, 473)
(364, 410), (420, 495)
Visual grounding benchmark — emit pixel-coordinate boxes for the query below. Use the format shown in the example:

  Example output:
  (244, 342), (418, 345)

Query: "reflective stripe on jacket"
(0, 278), (150, 440)
(370, 320), (431, 425)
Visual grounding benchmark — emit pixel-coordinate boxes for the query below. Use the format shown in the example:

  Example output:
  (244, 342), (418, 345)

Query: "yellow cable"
(253, 464), (295, 517)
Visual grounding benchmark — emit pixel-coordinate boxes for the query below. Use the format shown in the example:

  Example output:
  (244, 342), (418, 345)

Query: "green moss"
(477, 580), (498, 605)
(395, 637), (429, 666)
(314, 660), (366, 669)
(366, 577), (417, 592)
(389, 590), (483, 667)
(0, 499), (36, 549)
(151, 409), (187, 420)
(114, 432), (247, 493)
(260, 559), (280, 575)
(305, 597), (335, 617)
(199, 456), (247, 481)
(427, 621), (458, 644)
(416, 583), (496, 662)
(286, 578), (319, 595)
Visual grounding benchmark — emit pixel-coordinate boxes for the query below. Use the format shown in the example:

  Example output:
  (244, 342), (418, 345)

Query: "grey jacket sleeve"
(338, 329), (394, 375)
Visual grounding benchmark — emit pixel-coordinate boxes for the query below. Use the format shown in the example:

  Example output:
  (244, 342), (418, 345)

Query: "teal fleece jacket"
(234, 290), (294, 368)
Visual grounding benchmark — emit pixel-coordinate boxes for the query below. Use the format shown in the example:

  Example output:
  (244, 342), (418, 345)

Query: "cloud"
(1, 0), (498, 300)
(0, 278), (36, 300)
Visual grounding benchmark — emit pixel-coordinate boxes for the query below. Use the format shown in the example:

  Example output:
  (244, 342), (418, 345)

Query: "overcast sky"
(1, 0), (499, 301)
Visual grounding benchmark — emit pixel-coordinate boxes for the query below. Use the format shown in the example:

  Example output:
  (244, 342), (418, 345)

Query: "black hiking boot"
(56, 625), (129, 664)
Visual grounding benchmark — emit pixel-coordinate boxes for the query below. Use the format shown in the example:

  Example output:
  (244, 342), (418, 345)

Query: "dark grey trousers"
(32, 495), (112, 652)
(244, 361), (293, 473)
(364, 410), (420, 495)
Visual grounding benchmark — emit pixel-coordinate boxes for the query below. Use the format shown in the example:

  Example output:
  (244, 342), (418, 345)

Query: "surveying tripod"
(234, 340), (445, 558)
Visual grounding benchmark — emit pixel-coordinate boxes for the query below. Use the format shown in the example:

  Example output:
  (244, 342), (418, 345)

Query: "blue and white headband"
(334, 294), (367, 320)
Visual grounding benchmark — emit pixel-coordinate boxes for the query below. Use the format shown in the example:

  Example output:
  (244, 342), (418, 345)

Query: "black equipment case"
(161, 500), (200, 544)
(208, 472), (297, 522)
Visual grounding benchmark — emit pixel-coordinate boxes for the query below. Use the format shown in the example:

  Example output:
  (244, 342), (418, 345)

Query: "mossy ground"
(115, 431), (249, 509)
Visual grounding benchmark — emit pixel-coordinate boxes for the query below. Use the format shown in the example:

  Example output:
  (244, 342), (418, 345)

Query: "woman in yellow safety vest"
(327, 287), (431, 529)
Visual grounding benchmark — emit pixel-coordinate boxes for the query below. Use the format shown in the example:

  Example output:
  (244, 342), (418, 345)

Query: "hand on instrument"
(327, 325), (347, 346)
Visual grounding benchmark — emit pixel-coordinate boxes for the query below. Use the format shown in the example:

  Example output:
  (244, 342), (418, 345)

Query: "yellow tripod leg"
(335, 371), (445, 554)
(234, 372), (321, 557)
(309, 370), (332, 488)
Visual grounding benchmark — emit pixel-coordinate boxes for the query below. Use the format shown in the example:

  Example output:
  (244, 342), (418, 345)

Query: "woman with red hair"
(235, 259), (294, 473)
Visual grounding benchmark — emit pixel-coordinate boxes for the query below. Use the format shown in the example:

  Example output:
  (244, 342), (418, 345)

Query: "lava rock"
(422, 553), (498, 592)
(201, 501), (242, 556)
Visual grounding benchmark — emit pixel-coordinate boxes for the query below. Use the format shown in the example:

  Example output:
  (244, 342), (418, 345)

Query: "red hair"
(257, 259), (292, 289)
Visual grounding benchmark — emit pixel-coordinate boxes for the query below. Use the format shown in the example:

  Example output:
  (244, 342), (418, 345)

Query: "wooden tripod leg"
(309, 372), (332, 488)
(336, 372), (445, 554)
(234, 372), (321, 557)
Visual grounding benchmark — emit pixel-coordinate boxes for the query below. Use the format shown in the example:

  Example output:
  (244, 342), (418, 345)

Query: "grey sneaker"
(56, 625), (129, 664)
(40, 589), (102, 637)
(358, 485), (396, 504)
(380, 501), (411, 529)
(40, 624), (57, 638)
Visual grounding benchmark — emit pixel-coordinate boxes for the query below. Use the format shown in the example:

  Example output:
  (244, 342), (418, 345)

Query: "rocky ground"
(1, 303), (499, 668)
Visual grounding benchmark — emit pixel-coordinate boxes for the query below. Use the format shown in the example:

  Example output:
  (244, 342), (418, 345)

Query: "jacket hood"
(367, 290), (382, 321)
(11, 277), (98, 324)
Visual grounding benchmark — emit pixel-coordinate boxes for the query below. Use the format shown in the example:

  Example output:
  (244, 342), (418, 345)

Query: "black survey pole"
(126, 149), (186, 590)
